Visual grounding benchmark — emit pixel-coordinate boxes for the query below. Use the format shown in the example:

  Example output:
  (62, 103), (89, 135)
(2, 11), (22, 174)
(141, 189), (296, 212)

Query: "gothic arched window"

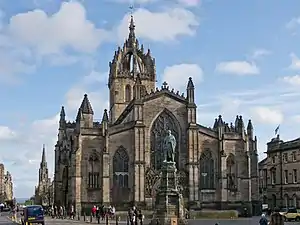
(88, 152), (100, 189)
(199, 149), (215, 189)
(293, 194), (297, 208)
(150, 110), (179, 170)
(113, 147), (129, 187)
(226, 153), (236, 190)
(125, 85), (131, 102)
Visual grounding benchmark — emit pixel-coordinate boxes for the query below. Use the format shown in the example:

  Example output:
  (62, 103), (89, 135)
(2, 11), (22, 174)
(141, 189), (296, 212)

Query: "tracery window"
(199, 149), (215, 189)
(125, 85), (131, 102)
(150, 111), (179, 170)
(113, 147), (129, 188)
(88, 153), (100, 189)
(226, 153), (236, 190)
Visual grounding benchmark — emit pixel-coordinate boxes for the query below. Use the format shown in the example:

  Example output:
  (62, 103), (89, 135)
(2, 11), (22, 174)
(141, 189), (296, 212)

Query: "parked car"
(279, 207), (300, 221)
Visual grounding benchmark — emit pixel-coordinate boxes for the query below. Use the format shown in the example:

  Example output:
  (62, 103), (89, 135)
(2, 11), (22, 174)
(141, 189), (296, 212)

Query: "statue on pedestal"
(163, 130), (176, 163)
(150, 129), (187, 225)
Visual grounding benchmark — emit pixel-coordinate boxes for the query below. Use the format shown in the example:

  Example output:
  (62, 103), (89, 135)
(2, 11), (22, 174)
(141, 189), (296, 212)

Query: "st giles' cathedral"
(53, 15), (260, 214)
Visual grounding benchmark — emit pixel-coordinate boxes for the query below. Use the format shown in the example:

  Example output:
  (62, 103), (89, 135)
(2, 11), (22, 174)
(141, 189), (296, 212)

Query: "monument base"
(149, 161), (188, 225)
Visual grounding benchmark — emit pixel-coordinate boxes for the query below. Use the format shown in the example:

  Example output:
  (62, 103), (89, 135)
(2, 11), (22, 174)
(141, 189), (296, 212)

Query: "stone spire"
(186, 77), (195, 104)
(102, 109), (109, 123)
(39, 144), (48, 183)
(128, 15), (136, 42)
(80, 94), (94, 115)
(41, 144), (46, 165)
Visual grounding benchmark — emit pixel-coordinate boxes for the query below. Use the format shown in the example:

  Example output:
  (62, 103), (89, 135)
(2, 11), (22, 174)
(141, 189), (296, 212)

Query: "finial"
(162, 81), (168, 89)
(129, 5), (134, 16)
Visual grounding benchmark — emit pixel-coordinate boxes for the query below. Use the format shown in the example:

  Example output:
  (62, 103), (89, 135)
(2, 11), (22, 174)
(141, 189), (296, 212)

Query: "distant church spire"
(41, 144), (46, 164)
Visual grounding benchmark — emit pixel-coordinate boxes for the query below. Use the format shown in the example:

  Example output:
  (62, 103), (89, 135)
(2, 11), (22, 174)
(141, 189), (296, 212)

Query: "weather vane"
(129, 4), (134, 15)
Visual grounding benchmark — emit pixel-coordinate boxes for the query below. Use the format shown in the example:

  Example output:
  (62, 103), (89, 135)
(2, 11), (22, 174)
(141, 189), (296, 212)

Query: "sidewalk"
(47, 216), (129, 224)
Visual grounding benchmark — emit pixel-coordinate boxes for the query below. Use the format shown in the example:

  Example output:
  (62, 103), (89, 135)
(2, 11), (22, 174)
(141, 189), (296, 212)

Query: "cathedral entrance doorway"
(112, 147), (130, 204)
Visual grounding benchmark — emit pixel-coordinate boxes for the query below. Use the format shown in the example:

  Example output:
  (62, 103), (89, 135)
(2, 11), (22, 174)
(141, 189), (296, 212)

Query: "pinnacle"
(80, 94), (94, 115)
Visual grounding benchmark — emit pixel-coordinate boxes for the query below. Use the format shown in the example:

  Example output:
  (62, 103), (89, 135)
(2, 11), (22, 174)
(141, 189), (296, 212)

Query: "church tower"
(35, 144), (50, 205)
(108, 15), (156, 123)
(39, 144), (49, 184)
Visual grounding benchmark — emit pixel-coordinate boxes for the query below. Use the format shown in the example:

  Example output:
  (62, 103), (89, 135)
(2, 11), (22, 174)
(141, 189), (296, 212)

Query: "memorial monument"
(150, 130), (187, 225)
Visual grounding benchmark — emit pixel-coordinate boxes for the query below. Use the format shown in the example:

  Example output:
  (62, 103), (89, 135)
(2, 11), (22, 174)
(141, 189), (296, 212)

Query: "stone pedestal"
(150, 161), (187, 225)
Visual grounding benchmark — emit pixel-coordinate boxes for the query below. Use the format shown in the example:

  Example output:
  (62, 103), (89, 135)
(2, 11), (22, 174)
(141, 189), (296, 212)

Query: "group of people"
(91, 205), (116, 220)
(49, 205), (69, 219)
(259, 208), (285, 225)
(128, 206), (144, 225)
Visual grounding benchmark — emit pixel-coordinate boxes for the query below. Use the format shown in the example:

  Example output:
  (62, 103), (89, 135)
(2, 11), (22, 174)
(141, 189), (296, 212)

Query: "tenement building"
(35, 145), (51, 206)
(0, 164), (13, 203)
(259, 135), (300, 209)
(53, 15), (260, 214)
(3, 171), (13, 201)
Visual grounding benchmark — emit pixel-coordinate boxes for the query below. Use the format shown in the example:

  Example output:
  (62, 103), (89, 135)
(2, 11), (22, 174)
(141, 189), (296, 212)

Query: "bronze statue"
(163, 130), (176, 162)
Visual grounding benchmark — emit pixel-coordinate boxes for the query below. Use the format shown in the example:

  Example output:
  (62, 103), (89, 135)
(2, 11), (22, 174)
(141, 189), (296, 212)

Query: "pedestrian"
(259, 214), (268, 225)
(269, 208), (284, 225)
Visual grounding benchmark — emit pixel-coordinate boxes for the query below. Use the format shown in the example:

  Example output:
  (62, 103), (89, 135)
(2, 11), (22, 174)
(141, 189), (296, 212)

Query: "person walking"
(269, 208), (284, 225)
(259, 214), (268, 225)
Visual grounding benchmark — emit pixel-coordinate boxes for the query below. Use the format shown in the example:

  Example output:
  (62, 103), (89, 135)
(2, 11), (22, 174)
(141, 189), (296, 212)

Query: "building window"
(284, 170), (288, 184)
(292, 151), (297, 161)
(283, 153), (288, 162)
(125, 84), (131, 102)
(271, 169), (276, 185)
(263, 169), (267, 187)
(199, 149), (215, 189)
(284, 194), (289, 207)
(272, 156), (276, 164)
(88, 172), (100, 188)
(293, 169), (298, 183)
(88, 152), (100, 189)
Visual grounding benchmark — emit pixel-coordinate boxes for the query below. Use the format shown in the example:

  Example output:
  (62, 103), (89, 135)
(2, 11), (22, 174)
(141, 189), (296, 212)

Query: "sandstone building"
(259, 135), (300, 209)
(53, 16), (260, 215)
(3, 171), (13, 201)
(0, 163), (14, 202)
(35, 145), (51, 206)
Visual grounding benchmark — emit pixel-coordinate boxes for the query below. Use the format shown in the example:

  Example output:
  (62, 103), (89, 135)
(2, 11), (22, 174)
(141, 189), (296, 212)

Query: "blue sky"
(0, 0), (300, 198)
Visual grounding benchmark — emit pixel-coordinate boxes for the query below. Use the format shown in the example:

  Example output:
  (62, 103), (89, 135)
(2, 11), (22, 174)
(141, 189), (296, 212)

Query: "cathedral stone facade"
(54, 16), (260, 215)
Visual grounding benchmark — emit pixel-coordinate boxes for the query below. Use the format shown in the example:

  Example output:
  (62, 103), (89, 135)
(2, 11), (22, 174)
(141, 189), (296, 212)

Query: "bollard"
(84, 212), (86, 222)
(140, 217), (143, 225)
(90, 213), (93, 223)
(106, 215), (109, 225)
(116, 215), (119, 225)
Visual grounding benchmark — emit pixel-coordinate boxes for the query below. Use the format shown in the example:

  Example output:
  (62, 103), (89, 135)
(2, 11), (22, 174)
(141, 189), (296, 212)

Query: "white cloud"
(117, 8), (199, 42)
(286, 17), (300, 30)
(0, 126), (17, 140)
(251, 49), (271, 60)
(8, 1), (109, 55)
(110, 0), (201, 6)
(289, 53), (300, 70)
(281, 75), (300, 86)
(215, 61), (259, 75)
(162, 63), (203, 90)
(177, 0), (201, 7)
(250, 106), (283, 125)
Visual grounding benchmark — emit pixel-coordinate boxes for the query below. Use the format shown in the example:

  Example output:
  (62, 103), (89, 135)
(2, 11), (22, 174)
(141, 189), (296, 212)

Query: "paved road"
(0, 212), (16, 225)
(46, 216), (298, 225)
(6, 214), (299, 225)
